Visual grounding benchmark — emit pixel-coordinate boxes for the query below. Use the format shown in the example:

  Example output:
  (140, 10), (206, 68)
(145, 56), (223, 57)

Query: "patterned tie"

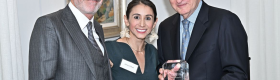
(181, 19), (190, 60)
(87, 22), (110, 79)
(86, 21), (103, 53)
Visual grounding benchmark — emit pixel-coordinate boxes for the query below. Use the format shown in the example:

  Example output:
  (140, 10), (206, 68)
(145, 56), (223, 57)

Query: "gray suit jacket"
(29, 5), (112, 80)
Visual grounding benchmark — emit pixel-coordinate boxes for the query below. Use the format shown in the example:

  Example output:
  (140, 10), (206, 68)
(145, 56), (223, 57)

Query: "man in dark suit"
(158, 0), (250, 80)
(29, 0), (112, 80)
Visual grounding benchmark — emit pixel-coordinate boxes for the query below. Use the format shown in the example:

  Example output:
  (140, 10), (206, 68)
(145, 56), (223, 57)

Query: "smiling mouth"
(177, 3), (187, 7)
(136, 29), (147, 32)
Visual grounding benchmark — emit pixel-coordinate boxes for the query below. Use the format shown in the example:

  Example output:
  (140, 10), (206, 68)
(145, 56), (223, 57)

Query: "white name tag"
(120, 59), (138, 74)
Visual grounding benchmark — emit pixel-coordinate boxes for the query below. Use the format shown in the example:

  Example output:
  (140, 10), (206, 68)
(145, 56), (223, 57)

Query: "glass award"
(162, 60), (189, 80)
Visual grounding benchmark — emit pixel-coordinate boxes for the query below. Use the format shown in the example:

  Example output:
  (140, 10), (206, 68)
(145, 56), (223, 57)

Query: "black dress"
(105, 40), (159, 80)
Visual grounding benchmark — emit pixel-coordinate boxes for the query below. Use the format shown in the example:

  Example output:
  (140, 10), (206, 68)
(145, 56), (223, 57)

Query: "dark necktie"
(86, 21), (103, 54)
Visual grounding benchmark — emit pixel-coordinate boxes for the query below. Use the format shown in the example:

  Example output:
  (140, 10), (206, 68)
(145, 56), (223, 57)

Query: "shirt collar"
(180, 0), (203, 23)
(68, 2), (94, 29)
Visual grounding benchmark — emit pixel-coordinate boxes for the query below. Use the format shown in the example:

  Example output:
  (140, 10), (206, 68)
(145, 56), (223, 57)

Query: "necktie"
(86, 21), (103, 54)
(87, 22), (110, 79)
(181, 19), (190, 60)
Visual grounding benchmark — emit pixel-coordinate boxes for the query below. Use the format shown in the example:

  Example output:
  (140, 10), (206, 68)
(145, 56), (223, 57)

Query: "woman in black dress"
(105, 0), (158, 80)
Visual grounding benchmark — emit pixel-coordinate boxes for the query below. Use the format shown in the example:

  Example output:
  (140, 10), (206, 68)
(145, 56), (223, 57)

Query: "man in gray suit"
(29, 0), (112, 80)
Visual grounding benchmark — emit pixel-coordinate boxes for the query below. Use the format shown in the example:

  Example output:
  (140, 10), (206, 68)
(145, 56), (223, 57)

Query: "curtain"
(205, 0), (280, 79)
(0, 0), (25, 80)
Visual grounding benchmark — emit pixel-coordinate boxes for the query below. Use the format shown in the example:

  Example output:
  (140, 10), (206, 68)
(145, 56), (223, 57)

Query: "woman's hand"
(109, 59), (113, 68)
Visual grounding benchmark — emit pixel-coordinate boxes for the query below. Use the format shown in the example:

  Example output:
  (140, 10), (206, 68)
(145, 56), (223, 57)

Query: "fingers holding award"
(161, 60), (189, 80)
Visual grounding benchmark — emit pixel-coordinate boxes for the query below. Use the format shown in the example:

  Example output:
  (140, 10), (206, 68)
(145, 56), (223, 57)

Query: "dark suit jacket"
(29, 5), (112, 80)
(157, 1), (250, 80)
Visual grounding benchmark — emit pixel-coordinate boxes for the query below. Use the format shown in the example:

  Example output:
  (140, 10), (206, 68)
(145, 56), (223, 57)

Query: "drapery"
(0, 0), (25, 80)
(205, 0), (280, 79)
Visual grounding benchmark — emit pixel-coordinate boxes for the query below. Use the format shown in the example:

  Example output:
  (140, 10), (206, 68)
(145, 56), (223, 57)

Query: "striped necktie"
(86, 21), (102, 54)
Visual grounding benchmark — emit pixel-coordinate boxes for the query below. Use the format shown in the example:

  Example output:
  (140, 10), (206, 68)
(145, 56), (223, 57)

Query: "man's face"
(169, 0), (200, 18)
(72, 0), (103, 18)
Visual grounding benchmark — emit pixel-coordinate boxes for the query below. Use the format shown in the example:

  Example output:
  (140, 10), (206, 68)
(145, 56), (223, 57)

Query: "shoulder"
(158, 13), (180, 32)
(161, 13), (180, 22)
(36, 10), (62, 25)
(207, 5), (240, 22)
(46, 9), (64, 18)
(201, 4), (243, 30)
(208, 6), (242, 26)
(105, 41), (123, 50)
(206, 5), (245, 35)
(34, 9), (65, 32)
(34, 9), (63, 28)
(105, 41), (117, 48)
(35, 9), (64, 25)
(159, 13), (180, 26)
(105, 38), (126, 47)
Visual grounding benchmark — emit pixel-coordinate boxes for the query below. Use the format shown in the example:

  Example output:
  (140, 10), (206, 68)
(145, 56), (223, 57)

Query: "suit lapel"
(93, 20), (113, 80)
(61, 6), (98, 78)
(185, 2), (209, 61)
(172, 13), (182, 59)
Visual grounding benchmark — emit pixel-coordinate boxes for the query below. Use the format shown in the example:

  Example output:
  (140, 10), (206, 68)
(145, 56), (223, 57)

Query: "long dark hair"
(126, 0), (157, 21)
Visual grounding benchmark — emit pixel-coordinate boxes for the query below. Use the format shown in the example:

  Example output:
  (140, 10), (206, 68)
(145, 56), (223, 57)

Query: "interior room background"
(0, 0), (279, 80)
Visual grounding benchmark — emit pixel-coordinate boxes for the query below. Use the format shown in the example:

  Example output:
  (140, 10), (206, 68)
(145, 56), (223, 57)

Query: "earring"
(120, 27), (130, 38)
(146, 29), (158, 42)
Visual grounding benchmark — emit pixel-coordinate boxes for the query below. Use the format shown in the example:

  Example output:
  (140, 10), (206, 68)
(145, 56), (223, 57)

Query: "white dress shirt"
(69, 2), (104, 55)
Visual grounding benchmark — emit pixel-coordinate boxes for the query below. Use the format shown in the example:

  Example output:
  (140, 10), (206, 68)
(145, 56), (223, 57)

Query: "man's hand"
(158, 60), (181, 80)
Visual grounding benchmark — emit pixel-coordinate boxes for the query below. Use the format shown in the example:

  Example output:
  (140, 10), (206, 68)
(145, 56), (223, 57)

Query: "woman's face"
(124, 3), (158, 40)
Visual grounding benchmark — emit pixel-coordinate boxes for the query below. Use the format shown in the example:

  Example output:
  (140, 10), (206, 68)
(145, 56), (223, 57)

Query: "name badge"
(120, 59), (138, 74)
